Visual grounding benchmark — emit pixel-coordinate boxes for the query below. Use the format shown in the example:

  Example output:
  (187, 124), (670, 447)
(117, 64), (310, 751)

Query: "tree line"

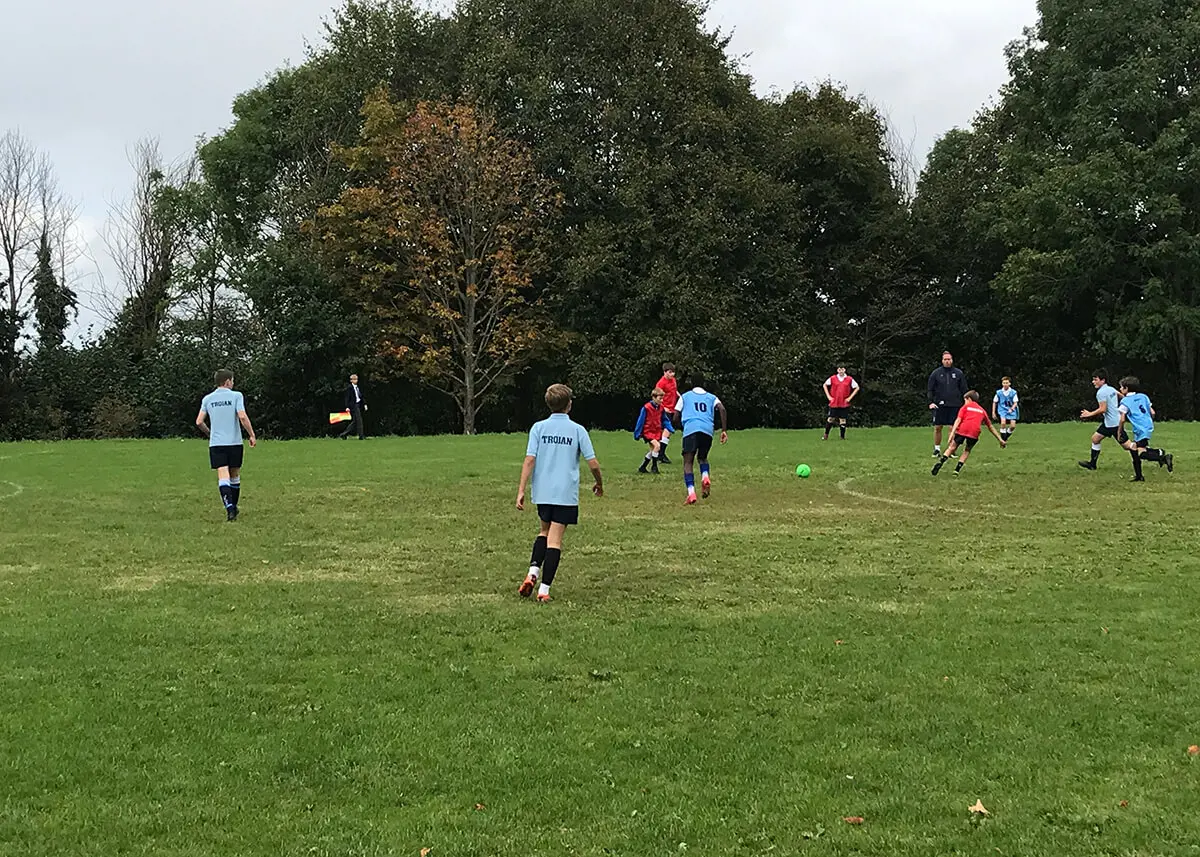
(2, 0), (1196, 440)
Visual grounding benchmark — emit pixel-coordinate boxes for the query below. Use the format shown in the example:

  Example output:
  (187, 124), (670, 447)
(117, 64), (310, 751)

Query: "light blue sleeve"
(578, 426), (596, 461)
(526, 425), (539, 457)
(234, 391), (246, 413)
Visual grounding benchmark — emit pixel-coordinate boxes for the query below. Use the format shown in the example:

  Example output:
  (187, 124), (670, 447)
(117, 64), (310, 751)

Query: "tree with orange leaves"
(314, 89), (559, 434)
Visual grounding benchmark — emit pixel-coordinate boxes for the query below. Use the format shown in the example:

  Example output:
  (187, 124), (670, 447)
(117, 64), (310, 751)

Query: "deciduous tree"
(315, 92), (560, 434)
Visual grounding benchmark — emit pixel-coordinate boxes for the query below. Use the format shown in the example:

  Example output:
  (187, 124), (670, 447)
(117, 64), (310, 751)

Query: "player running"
(633, 387), (674, 473)
(672, 374), (728, 505)
(992, 377), (1020, 443)
(931, 391), (1007, 476)
(1078, 369), (1122, 470)
(1116, 376), (1174, 481)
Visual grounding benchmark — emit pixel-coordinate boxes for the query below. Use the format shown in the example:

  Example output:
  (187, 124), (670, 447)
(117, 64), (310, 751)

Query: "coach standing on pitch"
(927, 351), (968, 458)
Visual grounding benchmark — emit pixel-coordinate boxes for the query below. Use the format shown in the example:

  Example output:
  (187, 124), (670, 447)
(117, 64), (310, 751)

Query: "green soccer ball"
(796, 463), (811, 478)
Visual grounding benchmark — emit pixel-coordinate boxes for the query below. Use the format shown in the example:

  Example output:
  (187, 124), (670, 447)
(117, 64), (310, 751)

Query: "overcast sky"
(1, 0), (1038, 333)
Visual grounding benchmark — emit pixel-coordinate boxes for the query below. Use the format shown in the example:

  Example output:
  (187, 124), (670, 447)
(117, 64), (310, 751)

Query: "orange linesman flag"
(329, 410), (352, 425)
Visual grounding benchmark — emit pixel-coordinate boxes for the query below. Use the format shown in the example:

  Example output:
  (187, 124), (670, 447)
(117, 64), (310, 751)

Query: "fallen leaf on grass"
(835, 640), (843, 645)
(1189, 745), (1200, 756)
(1119, 800), (1129, 808)
(842, 816), (864, 825)
(421, 850), (431, 857)
(969, 800), (990, 816)
(474, 803), (486, 811)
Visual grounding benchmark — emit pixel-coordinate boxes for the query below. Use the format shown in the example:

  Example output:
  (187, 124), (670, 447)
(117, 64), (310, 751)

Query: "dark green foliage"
(1, 0), (1194, 438)
(31, 232), (75, 353)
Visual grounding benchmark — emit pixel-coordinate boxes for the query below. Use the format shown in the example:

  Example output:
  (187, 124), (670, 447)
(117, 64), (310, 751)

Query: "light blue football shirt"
(525, 413), (596, 507)
(1119, 392), (1154, 440)
(675, 388), (721, 437)
(994, 387), (1019, 418)
(1097, 384), (1120, 428)
(201, 388), (246, 447)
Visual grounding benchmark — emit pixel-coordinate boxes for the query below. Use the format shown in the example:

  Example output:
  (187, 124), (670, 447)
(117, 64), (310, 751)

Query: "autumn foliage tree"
(315, 91), (559, 434)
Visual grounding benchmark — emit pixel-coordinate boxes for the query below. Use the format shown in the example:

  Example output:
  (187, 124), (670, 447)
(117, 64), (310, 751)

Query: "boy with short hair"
(672, 373), (728, 505)
(633, 387), (674, 474)
(822, 364), (859, 440)
(196, 369), (257, 521)
(992, 377), (1020, 443)
(1116, 376), (1174, 481)
(655, 363), (679, 463)
(1078, 369), (1122, 470)
(516, 384), (603, 603)
(931, 390), (1006, 476)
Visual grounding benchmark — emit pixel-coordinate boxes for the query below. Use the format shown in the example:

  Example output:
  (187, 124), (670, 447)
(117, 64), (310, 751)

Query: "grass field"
(2, 423), (1199, 856)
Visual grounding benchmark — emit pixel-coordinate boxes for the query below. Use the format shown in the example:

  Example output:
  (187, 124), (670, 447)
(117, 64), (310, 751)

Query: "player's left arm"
(716, 401), (728, 444)
(846, 379), (859, 403)
(586, 457), (603, 498)
(195, 408), (210, 438)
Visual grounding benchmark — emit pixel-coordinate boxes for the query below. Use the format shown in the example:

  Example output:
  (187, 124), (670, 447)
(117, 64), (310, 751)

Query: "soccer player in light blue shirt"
(671, 373), (728, 505)
(1078, 369), (1122, 470)
(196, 369), (256, 521)
(1117, 376), (1173, 480)
(516, 384), (603, 602)
(991, 376), (1020, 443)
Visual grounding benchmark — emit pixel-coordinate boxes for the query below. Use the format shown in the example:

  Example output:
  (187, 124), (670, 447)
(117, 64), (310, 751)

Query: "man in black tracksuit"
(340, 373), (368, 439)
(927, 351), (969, 457)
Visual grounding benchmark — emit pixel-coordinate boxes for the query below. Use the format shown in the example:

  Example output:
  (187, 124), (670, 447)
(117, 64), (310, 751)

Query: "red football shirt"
(657, 375), (679, 412)
(955, 401), (992, 439)
(825, 374), (858, 408)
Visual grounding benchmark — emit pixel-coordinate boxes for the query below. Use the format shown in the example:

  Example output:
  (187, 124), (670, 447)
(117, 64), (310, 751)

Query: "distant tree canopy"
(1, 0), (1196, 440)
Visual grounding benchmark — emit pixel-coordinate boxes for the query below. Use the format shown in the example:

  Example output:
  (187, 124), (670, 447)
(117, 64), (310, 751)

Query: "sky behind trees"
(2, 0), (1036, 331)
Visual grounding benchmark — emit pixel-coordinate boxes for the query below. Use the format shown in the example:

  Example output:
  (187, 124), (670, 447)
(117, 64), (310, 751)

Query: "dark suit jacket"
(345, 384), (366, 410)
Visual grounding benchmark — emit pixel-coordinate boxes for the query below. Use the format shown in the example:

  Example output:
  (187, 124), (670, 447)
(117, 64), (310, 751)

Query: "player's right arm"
(237, 409), (257, 447)
(991, 394), (999, 421)
(928, 370), (938, 409)
(516, 455), (535, 510)
(823, 379), (833, 402)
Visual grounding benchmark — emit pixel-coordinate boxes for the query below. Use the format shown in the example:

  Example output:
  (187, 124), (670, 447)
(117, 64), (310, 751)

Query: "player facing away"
(516, 384), (603, 603)
(992, 377), (1020, 443)
(655, 363), (679, 464)
(1078, 369), (1122, 470)
(633, 387), (674, 474)
(195, 369), (257, 521)
(823, 365), (860, 440)
(1116, 376), (1174, 481)
(931, 391), (1006, 476)
(672, 374), (728, 505)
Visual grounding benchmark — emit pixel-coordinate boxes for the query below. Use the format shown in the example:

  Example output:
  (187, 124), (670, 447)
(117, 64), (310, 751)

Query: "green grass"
(1, 423), (1199, 856)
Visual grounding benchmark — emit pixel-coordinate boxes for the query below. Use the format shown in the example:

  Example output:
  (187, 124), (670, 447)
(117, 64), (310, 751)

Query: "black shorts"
(827, 406), (850, 420)
(953, 434), (979, 451)
(537, 504), (578, 526)
(209, 444), (244, 470)
(1132, 436), (1150, 449)
(1096, 423), (1125, 439)
(933, 405), (959, 426)
(681, 432), (714, 458)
